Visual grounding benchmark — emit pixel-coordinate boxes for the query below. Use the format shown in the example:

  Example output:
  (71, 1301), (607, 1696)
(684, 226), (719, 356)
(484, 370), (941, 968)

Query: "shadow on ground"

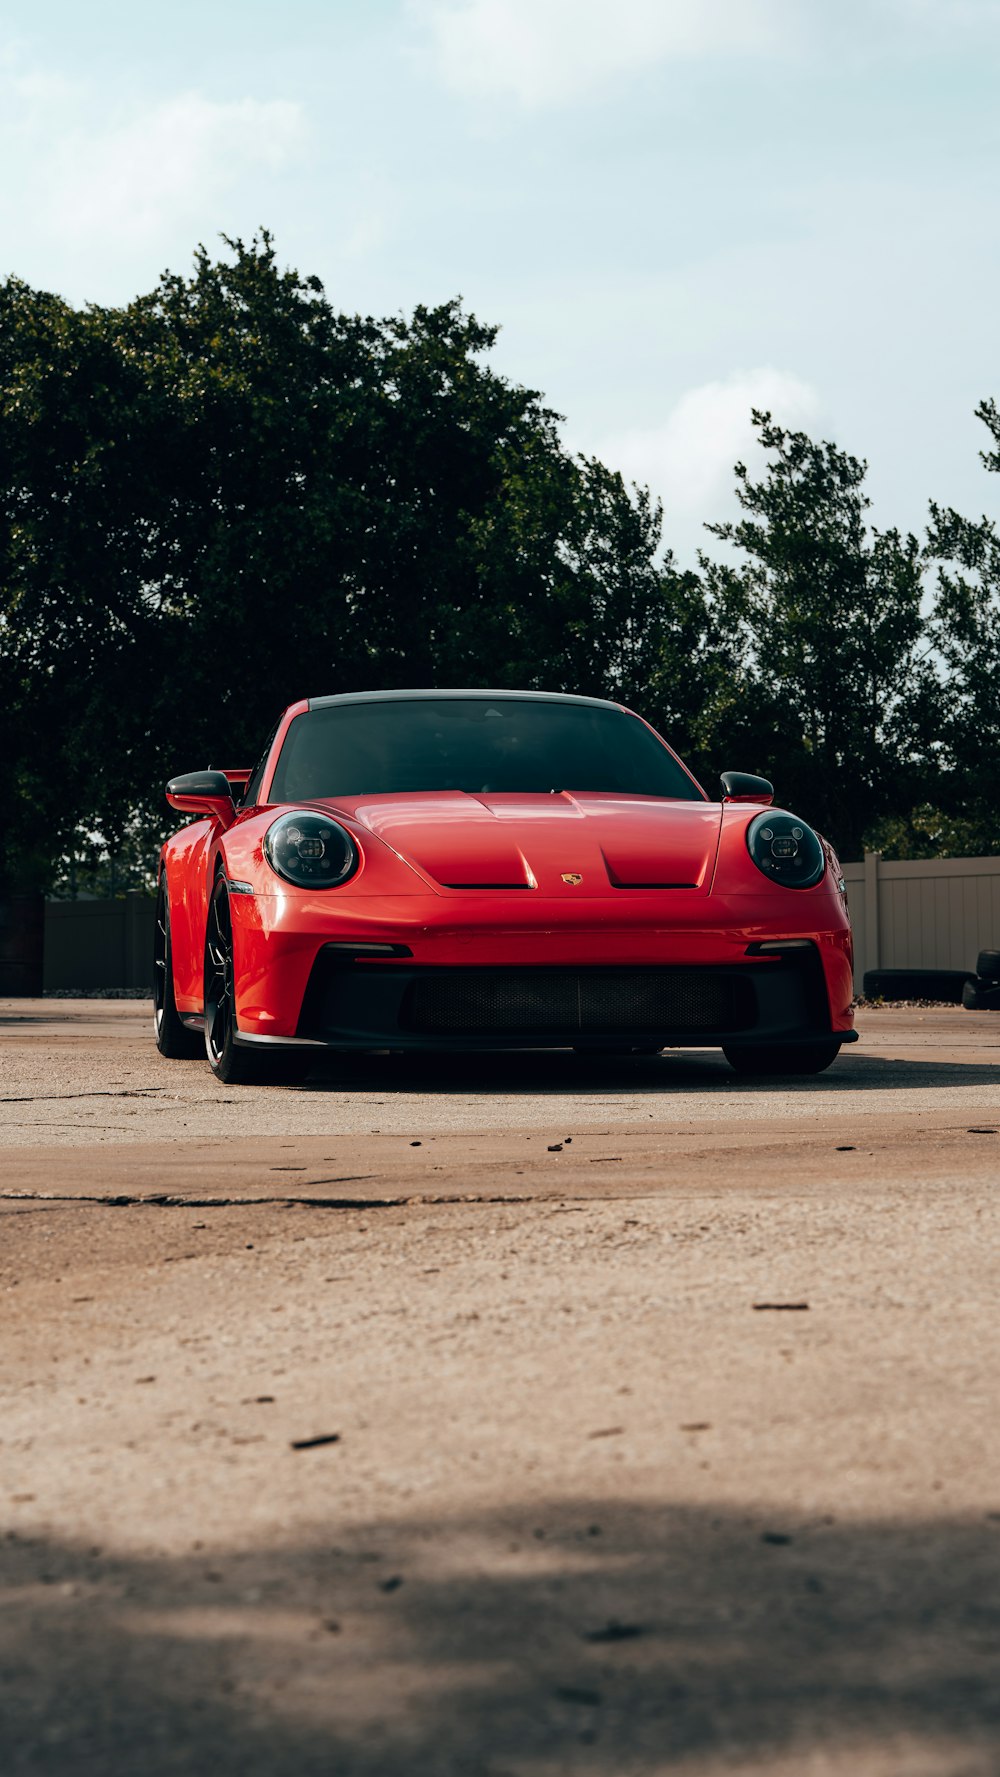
(4, 1498), (999, 1774)
(292, 1047), (1000, 1097)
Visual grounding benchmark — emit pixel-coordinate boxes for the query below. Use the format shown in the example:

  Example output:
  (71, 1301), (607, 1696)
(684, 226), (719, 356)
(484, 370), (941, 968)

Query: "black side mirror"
(720, 771), (774, 805)
(166, 770), (236, 826)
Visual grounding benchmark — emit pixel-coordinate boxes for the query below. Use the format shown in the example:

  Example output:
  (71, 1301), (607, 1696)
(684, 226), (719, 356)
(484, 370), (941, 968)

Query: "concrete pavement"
(2, 1001), (999, 1774)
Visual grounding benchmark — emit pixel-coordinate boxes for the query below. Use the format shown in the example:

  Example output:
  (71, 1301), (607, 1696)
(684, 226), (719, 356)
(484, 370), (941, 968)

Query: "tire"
(976, 949), (1000, 984)
(722, 1041), (842, 1077)
(862, 968), (973, 1004)
(962, 979), (983, 1010)
(203, 875), (310, 1085)
(154, 874), (203, 1059)
(978, 984), (1000, 1012)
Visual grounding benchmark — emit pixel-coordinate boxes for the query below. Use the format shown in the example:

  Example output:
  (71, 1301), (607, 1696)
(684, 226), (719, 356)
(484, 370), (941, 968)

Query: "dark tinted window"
(243, 720), (281, 808)
(268, 699), (703, 801)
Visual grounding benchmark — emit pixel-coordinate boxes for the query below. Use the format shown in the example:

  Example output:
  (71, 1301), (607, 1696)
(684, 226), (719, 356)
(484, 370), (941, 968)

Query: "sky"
(2, 0), (999, 563)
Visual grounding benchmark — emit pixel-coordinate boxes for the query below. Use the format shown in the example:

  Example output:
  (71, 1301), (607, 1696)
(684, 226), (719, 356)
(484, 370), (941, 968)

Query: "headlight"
(746, 812), (825, 889)
(263, 812), (359, 888)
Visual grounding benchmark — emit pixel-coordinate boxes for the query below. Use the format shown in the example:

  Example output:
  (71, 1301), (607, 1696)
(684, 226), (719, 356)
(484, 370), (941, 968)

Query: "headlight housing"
(746, 812), (825, 890)
(263, 812), (359, 888)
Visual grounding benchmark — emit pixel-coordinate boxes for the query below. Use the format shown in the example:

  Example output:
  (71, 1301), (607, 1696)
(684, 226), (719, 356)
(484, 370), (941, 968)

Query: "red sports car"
(154, 690), (855, 1083)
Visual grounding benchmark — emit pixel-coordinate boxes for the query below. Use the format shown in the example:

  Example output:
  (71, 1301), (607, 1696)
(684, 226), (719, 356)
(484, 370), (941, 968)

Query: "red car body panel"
(159, 693), (854, 1050)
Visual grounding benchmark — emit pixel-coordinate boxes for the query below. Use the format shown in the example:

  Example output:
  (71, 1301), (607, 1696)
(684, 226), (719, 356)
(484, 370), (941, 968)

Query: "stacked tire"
(962, 950), (1000, 1011)
(862, 967), (975, 1004)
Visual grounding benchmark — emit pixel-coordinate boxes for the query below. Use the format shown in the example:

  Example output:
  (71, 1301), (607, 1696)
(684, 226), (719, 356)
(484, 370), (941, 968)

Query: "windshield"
(267, 698), (704, 801)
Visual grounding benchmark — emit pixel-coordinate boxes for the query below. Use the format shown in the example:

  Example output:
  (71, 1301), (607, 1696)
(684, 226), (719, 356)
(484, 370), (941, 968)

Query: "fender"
(163, 818), (219, 1012)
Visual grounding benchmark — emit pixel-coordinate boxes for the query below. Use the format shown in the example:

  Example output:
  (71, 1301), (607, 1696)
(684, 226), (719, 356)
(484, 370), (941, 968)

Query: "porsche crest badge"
(561, 872), (583, 885)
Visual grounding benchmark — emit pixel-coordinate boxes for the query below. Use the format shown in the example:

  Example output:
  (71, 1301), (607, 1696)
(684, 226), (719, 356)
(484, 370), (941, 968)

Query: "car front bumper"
(227, 887), (855, 1051)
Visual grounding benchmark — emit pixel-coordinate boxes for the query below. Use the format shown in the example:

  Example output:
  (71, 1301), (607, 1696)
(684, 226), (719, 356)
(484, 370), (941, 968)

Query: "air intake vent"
(403, 969), (750, 1035)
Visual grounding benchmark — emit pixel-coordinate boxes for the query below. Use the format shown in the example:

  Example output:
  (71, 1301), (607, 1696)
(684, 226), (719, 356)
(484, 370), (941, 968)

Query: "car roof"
(306, 689), (624, 712)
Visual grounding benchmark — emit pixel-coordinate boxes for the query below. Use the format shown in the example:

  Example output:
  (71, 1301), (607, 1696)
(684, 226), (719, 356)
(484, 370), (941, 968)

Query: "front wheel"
(722, 1041), (842, 1077)
(203, 876), (309, 1085)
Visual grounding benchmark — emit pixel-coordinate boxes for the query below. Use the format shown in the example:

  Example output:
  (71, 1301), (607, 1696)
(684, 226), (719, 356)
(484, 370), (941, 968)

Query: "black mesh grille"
(403, 969), (751, 1035)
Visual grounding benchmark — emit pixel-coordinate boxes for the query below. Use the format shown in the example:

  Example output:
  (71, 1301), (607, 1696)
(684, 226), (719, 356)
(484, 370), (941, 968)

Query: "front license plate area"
(402, 968), (754, 1036)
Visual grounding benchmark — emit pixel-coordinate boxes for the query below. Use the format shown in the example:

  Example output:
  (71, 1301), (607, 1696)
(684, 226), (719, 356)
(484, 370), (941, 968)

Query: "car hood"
(315, 791), (723, 895)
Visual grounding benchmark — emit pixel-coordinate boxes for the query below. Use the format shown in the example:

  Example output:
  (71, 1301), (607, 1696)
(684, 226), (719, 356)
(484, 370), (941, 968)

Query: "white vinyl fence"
(842, 853), (1000, 991)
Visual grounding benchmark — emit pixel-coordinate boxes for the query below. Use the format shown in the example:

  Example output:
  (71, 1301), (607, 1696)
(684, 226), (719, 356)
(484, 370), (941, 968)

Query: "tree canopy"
(699, 415), (932, 858)
(0, 233), (996, 894)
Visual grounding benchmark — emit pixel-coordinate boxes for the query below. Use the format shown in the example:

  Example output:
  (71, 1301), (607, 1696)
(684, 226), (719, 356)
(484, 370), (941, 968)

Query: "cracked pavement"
(2, 998), (1000, 1774)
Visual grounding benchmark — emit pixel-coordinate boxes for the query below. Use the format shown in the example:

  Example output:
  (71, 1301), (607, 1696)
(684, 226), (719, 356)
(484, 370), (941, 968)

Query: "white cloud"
(45, 93), (305, 242)
(413, 0), (788, 105)
(595, 368), (823, 554)
(0, 41), (306, 281)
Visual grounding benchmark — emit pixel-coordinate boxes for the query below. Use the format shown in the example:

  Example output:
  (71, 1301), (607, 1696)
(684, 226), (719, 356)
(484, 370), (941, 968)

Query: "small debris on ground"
(753, 1302), (810, 1312)
(290, 1433), (341, 1451)
(583, 1621), (645, 1643)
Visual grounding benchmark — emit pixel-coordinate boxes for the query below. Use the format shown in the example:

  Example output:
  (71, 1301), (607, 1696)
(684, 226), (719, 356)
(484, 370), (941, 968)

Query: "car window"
(268, 698), (704, 801)
(242, 720), (281, 808)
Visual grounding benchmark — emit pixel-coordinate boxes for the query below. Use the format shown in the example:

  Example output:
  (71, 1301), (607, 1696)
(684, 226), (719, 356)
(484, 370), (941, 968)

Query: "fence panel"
(842, 854), (1000, 990)
(43, 894), (156, 992)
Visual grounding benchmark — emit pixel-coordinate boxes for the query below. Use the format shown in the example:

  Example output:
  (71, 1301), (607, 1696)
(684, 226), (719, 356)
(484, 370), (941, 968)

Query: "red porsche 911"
(154, 689), (855, 1083)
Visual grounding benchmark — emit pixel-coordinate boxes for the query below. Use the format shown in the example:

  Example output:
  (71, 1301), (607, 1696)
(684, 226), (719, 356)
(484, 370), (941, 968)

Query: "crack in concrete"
(0, 1189), (554, 1209)
(1, 1090), (168, 1104)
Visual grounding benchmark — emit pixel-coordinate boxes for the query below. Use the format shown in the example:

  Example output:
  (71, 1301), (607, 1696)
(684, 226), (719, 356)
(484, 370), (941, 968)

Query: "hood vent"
(601, 849), (697, 890)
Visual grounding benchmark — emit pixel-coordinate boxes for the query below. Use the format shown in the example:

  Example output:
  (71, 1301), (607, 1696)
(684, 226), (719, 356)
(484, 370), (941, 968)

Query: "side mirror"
(165, 770), (236, 826)
(720, 770), (774, 805)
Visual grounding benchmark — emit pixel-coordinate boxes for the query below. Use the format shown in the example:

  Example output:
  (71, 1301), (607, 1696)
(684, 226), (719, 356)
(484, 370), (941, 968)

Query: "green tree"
(0, 234), (717, 891)
(925, 398), (1000, 852)
(699, 413), (932, 857)
(548, 459), (711, 715)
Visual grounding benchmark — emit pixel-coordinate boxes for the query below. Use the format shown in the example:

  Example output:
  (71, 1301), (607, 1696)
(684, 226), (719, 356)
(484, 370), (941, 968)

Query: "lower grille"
(403, 969), (751, 1036)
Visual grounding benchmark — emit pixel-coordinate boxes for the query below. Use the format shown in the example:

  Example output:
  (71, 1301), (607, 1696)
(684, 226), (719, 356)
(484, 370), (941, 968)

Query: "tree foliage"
(700, 415), (933, 857)
(1, 234), (998, 894)
(924, 399), (1000, 850)
(1, 235), (695, 893)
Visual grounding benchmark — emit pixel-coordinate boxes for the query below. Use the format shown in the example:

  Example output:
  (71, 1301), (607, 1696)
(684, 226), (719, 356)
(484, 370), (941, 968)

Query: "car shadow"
(4, 1496), (998, 1775)
(296, 1047), (1000, 1096)
(0, 1014), (79, 1026)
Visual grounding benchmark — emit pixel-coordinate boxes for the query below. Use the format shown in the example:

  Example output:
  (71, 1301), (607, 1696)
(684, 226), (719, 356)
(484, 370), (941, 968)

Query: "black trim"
(307, 688), (624, 712)
(292, 944), (836, 1052)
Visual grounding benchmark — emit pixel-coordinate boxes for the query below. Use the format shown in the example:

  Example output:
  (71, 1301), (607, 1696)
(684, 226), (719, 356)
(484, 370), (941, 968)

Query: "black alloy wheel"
(203, 874), (308, 1085)
(722, 1040), (842, 1077)
(154, 875), (203, 1059)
